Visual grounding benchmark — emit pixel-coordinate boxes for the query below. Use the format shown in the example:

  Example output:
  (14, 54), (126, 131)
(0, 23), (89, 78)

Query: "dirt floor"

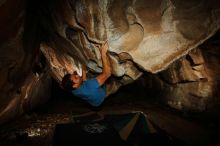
(0, 81), (220, 146)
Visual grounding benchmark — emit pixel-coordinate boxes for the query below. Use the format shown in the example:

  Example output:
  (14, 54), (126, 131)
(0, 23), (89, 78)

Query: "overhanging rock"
(40, 0), (220, 94)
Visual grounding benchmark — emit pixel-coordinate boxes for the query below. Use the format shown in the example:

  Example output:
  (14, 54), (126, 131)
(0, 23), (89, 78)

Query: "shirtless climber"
(61, 41), (111, 107)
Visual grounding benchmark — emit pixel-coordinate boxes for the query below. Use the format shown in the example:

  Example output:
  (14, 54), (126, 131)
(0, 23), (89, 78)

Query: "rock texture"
(159, 48), (216, 111)
(0, 0), (52, 124)
(39, 0), (220, 95)
(0, 0), (220, 123)
(138, 38), (220, 111)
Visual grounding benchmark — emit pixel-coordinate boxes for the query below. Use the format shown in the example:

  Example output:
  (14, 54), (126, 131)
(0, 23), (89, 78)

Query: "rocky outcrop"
(158, 48), (215, 111)
(137, 39), (220, 112)
(39, 0), (220, 111)
(39, 0), (220, 96)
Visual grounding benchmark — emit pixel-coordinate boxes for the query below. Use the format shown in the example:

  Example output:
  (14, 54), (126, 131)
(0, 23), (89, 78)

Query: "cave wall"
(0, 0), (220, 123)
(158, 46), (219, 111)
(0, 0), (52, 124)
(137, 34), (220, 111)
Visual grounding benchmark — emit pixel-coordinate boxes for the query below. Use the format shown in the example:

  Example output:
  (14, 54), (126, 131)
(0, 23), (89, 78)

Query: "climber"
(61, 41), (111, 107)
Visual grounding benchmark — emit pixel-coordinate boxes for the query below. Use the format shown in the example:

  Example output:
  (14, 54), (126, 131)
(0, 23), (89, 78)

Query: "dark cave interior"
(0, 31), (220, 145)
(1, 0), (220, 146)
